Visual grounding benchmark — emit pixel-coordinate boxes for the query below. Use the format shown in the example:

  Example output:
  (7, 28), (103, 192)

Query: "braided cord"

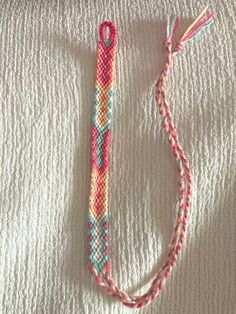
(88, 9), (215, 308)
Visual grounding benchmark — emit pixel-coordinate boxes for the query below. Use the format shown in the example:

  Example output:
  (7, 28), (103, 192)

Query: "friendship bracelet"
(87, 6), (215, 308)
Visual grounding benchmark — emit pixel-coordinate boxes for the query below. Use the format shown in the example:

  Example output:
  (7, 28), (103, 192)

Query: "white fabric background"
(0, 1), (235, 313)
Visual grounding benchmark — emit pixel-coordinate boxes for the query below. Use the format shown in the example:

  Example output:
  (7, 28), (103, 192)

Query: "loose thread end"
(170, 5), (215, 53)
(166, 15), (180, 43)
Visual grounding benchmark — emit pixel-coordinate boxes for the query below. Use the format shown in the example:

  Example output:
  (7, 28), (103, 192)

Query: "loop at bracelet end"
(99, 21), (116, 48)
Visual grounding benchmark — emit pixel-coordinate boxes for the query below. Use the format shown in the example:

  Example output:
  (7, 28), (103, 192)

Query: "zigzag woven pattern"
(88, 7), (215, 308)
(88, 21), (116, 274)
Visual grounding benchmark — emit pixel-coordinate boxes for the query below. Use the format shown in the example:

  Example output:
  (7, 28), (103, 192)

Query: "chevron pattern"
(88, 21), (116, 274)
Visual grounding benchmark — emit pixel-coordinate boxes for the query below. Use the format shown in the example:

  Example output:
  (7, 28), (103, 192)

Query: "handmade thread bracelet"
(87, 6), (215, 308)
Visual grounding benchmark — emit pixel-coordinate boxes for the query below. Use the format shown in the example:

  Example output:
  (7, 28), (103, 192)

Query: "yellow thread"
(181, 4), (209, 40)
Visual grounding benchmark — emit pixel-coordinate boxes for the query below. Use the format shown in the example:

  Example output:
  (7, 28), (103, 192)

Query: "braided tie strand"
(88, 7), (215, 308)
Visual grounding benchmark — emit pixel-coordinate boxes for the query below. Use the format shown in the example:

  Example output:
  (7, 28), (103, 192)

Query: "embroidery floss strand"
(88, 7), (215, 308)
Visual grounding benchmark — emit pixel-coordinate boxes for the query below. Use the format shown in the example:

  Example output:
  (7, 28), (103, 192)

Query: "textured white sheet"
(0, 1), (235, 313)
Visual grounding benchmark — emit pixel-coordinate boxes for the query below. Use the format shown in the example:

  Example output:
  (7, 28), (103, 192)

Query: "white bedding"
(0, 1), (235, 313)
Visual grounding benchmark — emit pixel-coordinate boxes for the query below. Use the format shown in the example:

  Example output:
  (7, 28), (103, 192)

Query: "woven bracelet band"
(87, 6), (215, 308)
